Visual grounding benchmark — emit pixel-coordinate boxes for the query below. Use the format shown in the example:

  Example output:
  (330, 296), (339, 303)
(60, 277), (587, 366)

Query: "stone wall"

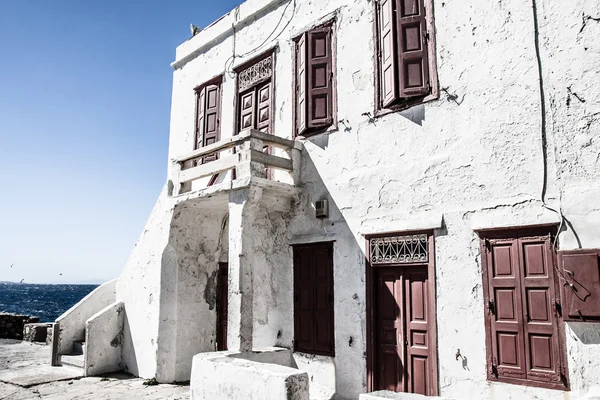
(0, 313), (39, 340)
(22, 323), (51, 343)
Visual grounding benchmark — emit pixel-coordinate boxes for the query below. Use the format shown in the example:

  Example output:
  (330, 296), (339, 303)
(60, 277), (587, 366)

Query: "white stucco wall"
(118, 0), (600, 397)
(117, 186), (172, 379)
(169, 198), (229, 382)
(85, 301), (125, 376)
(117, 184), (231, 382)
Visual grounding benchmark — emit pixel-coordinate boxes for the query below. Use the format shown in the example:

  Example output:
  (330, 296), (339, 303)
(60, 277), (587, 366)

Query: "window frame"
(478, 225), (570, 391)
(292, 19), (338, 139)
(292, 241), (335, 357)
(372, 0), (439, 117)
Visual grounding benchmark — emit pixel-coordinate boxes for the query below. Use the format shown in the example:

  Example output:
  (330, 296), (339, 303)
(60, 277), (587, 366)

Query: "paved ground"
(0, 339), (189, 399)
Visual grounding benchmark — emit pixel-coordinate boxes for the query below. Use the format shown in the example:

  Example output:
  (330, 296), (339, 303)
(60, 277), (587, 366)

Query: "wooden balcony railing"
(171, 129), (302, 195)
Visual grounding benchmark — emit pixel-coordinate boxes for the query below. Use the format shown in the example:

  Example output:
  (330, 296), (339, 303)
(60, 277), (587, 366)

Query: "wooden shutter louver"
(396, 0), (430, 97)
(194, 78), (222, 165)
(307, 26), (333, 128)
(485, 239), (528, 380)
(296, 33), (308, 134)
(202, 83), (221, 163)
(482, 234), (567, 389)
(378, 0), (398, 107)
(295, 23), (334, 136)
(195, 87), (206, 151)
(559, 250), (600, 321)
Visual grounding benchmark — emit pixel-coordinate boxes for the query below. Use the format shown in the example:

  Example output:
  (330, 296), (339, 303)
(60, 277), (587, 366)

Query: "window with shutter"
(294, 21), (335, 137)
(235, 52), (274, 135)
(375, 0), (437, 112)
(480, 229), (569, 391)
(194, 77), (222, 164)
(293, 242), (335, 357)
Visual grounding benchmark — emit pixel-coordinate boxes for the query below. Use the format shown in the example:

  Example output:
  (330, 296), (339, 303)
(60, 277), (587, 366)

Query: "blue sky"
(0, 0), (243, 284)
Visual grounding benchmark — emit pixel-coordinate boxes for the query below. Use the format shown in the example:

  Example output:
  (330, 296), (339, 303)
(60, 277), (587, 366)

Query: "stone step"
(310, 383), (334, 400)
(61, 354), (84, 369)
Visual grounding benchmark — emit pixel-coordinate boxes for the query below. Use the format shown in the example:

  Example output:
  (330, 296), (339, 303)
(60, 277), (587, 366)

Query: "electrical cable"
(224, 0), (297, 77)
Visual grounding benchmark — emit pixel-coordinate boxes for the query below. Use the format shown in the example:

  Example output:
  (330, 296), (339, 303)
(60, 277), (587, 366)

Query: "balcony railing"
(171, 129), (302, 196)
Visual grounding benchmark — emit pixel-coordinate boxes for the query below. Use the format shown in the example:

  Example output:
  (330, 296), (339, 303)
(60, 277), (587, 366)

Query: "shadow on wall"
(121, 311), (137, 374)
(294, 146), (368, 398)
(569, 322), (600, 345)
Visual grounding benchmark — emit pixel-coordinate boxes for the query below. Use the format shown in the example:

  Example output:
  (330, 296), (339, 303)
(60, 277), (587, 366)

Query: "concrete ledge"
(360, 391), (446, 400)
(191, 348), (309, 400)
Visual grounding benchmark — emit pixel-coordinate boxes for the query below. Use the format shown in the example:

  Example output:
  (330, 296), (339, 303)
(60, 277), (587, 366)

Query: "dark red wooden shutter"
(378, 0), (398, 106)
(559, 250), (600, 320)
(485, 239), (527, 380)
(307, 26), (333, 129)
(313, 244), (334, 355)
(296, 33), (308, 135)
(202, 83), (221, 163)
(239, 89), (255, 133)
(195, 87), (206, 150)
(519, 237), (562, 385)
(256, 81), (272, 133)
(294, 248), (315, 352)
(396, 0), (430, 97)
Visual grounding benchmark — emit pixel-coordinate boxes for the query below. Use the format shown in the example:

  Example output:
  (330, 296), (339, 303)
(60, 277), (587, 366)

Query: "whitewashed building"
(51, 0), (600, 399)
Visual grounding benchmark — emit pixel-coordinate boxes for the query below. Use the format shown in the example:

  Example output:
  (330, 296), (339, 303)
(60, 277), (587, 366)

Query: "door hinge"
(487, 299), (496, 315)
(490, 358), (498, 377)
(552, 298), (562, 317)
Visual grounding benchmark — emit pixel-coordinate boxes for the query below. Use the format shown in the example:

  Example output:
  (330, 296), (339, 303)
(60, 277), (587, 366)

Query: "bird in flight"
(58, 273), (63, 276)
(19, 279), (24, 283)
(10, 263), (14, 268)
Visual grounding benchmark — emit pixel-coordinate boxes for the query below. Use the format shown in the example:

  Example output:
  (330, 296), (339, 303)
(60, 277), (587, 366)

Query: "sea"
(0, 283), (99, 322)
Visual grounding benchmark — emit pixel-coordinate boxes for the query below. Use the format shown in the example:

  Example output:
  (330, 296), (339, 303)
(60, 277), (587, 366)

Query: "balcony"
(171, 129), (302, 200)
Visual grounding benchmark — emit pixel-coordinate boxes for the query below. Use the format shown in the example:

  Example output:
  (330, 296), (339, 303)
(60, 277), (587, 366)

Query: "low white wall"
(54, 279), (117, 359)
(190, 348), (309, 400)
(84, 301), (124, 377)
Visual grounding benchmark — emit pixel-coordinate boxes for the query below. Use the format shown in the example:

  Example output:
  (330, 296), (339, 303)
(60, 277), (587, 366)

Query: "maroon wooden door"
(293, 242), (335, 356)
(374, 265), (432, 395)
(404, 267), (430, 395)
(217, 262), (228, 351)
(375, 267), (404, 392)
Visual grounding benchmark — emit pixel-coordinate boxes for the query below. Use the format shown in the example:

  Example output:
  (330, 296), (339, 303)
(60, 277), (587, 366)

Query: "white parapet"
(85, 301), (125, 377)
(190, 348), (309, 400)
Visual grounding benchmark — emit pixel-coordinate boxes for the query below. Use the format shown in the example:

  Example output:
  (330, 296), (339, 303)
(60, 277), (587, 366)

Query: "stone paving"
(0, 340), (189, 399)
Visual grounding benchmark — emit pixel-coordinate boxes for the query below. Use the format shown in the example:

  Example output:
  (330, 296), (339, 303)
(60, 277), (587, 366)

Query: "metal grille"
(239, 56), (273, 91)
(370, 234), (429, 264)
